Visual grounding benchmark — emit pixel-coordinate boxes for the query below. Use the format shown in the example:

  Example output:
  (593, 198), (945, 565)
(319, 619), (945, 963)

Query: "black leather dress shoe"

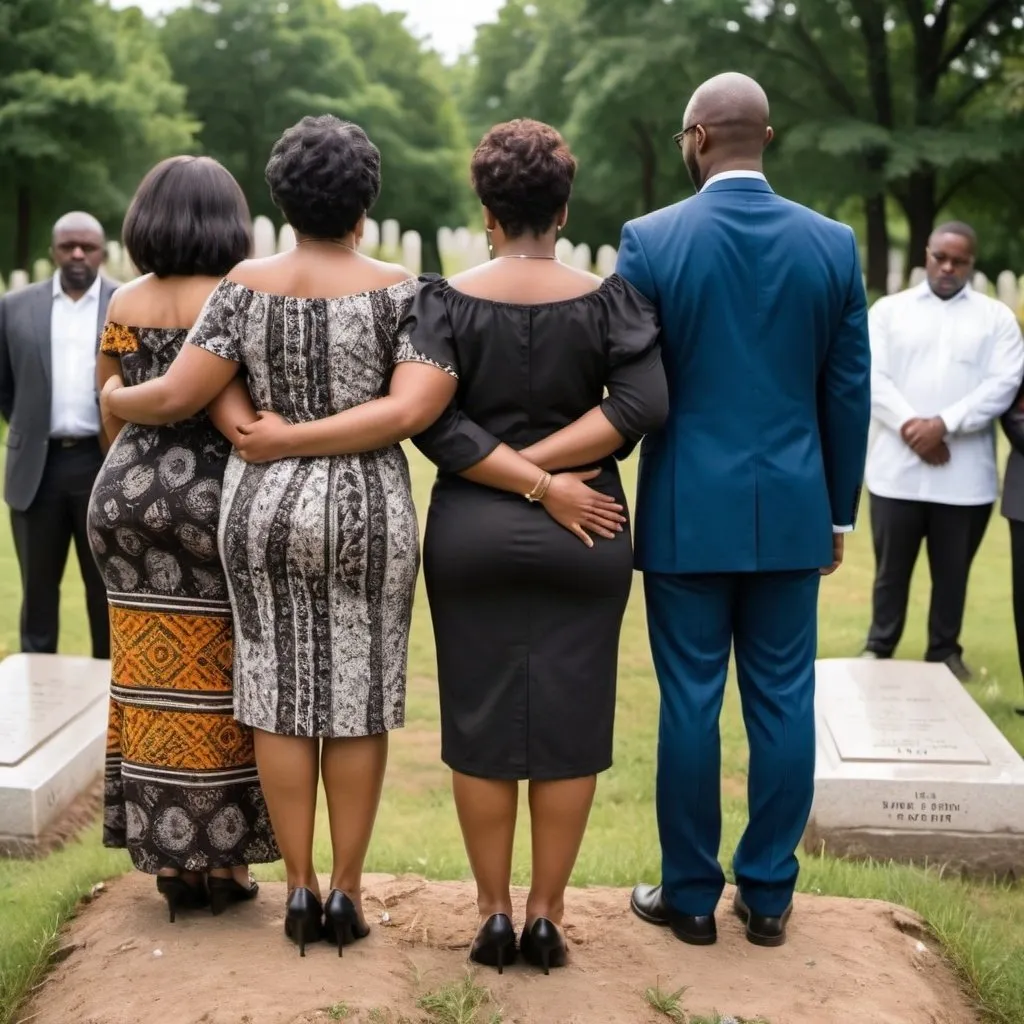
(733, 891), (791, 947)
(630, 883), (717, 946)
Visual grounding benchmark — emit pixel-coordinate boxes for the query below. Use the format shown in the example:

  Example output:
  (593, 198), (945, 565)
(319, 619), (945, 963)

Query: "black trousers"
(9, 438), (109, 658)
(1009, 520), (1024, 685)
(865, 492), (992, 662)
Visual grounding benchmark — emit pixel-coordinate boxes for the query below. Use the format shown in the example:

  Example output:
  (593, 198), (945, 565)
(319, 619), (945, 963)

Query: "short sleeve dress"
(187, 277), (446, 738)
(88, 323), (279, 873)
(404, 273), (668, 781)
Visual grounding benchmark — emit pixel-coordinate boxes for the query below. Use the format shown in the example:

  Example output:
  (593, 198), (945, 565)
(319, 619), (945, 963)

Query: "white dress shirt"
(50, 272), (102, 438)
(701, 169), (767, 190)
(866, 281), (1024, 506)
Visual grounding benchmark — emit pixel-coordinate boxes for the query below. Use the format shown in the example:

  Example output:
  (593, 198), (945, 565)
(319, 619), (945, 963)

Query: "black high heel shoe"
(322, 889), (370, 957)
(207, 874), (259, 916)
(155, 874), (208, 923)
(519, 918), (567, 975)
(284, 887), (324, 957)
(469, 914), (517, 974)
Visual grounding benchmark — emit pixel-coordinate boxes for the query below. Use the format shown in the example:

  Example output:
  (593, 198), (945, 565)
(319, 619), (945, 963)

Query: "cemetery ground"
(1, 448), (1023, 1024)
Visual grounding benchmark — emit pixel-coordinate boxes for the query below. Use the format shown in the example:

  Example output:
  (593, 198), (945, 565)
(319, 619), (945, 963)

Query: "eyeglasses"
(672, 120), (763, 151)
(672, 125), (698, 151)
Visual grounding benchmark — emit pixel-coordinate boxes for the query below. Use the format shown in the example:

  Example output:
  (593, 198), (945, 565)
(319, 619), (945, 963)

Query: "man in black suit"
(1000, 390), (1024, 715)
(0, 211), (116, 658)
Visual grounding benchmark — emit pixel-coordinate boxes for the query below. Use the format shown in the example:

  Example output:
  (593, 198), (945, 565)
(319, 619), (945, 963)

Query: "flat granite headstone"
(0, 653), (108, 855)
(805, 658), (1024, 877)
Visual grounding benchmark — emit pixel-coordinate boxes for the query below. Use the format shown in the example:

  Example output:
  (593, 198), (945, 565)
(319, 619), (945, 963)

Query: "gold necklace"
(495, 253), (557, 261)
(296, 238), (358, 252)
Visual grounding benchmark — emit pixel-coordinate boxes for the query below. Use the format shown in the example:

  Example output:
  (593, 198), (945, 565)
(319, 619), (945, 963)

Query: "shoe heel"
(156, 875), (188, 924)
(520, 917), (566, 975)
(323, 889), (369, 958)
(284, 888), (324, 958)
(208, 886), (229, 918)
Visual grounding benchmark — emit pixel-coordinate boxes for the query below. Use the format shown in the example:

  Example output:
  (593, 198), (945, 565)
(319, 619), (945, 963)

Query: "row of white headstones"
(2, 214), (1023, 313)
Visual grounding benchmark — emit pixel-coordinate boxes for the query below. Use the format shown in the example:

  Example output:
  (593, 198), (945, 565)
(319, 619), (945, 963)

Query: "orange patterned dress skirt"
(87, 323), (278, 873)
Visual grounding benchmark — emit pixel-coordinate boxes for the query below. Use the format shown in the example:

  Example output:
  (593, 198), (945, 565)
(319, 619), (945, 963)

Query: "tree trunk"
(630, 119), (657, 213)
(863, 192), (889, 295)
(900, 169), (938, 277)
(15, 184), (31, 272)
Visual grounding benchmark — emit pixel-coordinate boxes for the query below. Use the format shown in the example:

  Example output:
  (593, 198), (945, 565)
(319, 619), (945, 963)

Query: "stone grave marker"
(252, 215), (278, 258)
(805, 658), (1024, 877)
(0, 654), (108, 855)
(596, 244), (618, 278)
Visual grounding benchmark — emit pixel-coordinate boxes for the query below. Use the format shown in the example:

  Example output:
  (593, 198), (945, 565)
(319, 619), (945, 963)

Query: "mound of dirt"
(20, 873), (978, 1024)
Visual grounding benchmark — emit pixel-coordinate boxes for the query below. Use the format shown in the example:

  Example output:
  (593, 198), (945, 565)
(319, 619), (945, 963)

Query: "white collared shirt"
(700, 169), (768, 190)
(50, 272), (102, 438)
(866, 281), (1024, 506)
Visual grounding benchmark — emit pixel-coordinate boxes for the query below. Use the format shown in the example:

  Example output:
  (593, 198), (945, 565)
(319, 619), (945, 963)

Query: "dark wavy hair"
(471, 119), (577, 239)
(122, 156), (251, 278)
(265, 115), (381, 239)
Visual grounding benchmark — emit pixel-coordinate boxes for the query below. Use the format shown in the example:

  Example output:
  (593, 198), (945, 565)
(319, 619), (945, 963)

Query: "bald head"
(678, 73), (772, 191)
(684, 72), (770, 134)
(50, 211), (106, 297)
(52, 211), (105, 243)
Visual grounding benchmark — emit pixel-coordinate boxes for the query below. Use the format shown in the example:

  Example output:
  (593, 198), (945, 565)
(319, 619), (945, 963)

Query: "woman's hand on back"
(540, 469), (626, 547)
(235, 411), (295, 463)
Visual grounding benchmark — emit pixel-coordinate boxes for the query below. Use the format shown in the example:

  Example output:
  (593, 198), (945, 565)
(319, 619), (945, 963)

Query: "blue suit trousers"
(644, 569), (820, 918)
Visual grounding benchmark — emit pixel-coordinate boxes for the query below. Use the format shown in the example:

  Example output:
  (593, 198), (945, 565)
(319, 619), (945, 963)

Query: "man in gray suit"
(0, 211), (115, 658)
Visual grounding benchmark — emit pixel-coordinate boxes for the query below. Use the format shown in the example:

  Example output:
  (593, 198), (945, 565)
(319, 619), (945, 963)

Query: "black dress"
(404, 273), (668, 781)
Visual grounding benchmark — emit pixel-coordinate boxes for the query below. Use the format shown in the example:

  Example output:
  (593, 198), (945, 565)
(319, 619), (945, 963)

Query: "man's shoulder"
(2, 279), (50, 311)
(624, 197), (697, 237)
(775, 196), (855, 241)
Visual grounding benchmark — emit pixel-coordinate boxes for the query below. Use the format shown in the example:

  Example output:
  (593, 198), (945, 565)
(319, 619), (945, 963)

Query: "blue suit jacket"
(616, 176), (871, 574)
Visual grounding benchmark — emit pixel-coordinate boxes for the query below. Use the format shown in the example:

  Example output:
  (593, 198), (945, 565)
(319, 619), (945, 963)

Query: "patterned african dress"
(187, 277), (446, 738)
(87, 322), (279, 873)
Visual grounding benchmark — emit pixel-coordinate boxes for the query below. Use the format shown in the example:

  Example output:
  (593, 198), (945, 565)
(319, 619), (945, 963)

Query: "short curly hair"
(265, 115), (381, 239)
(471, 119), (577, 239)
(122, 156), (251, 278)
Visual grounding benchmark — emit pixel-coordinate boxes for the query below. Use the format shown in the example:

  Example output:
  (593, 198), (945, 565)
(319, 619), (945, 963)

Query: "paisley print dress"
(88, 322), (279, 873)
(187, 278), (449, 738)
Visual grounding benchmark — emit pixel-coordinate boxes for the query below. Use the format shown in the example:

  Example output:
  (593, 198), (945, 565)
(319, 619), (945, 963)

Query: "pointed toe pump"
(519, 918), (567, 975)
(207, 873), (259, 917)
(322, 889), (370, 957)
(469, 913), (517, 974)
(155, 874), (208, 923)
(284, 887), (324, 957)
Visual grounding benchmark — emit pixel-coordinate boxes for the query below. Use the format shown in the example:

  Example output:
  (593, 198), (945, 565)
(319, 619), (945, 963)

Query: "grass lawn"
(1, 447), (1023, 1024)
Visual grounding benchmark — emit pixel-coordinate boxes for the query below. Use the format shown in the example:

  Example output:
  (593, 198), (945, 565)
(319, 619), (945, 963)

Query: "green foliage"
(160, 0), (466, 264)
(456, 0), (1024, 281)
(0, 0), (196, 273)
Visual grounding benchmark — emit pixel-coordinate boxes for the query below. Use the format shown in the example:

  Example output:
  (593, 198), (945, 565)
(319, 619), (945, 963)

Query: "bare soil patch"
(20, 872), (978, 1024)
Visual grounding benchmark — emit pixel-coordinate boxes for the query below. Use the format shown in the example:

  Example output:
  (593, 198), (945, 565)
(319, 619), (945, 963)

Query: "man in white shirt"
(862, 221), (1024, 681)
(0, 212), (116, 657)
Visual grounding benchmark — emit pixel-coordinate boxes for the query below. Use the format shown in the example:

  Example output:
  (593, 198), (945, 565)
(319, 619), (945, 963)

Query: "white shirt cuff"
(832, 524), (853, 533)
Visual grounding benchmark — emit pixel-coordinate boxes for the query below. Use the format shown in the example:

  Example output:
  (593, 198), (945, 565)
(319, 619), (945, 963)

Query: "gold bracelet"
(524, 471), (551, 503)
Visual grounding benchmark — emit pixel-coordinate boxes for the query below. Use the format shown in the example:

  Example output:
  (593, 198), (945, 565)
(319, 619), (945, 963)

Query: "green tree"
(0, 0), (196, 274)
(579, 0), (1024, 289)
(160, 0), (368, 218)
(162, 0), (467, 266)
(339, 4), (469, 267)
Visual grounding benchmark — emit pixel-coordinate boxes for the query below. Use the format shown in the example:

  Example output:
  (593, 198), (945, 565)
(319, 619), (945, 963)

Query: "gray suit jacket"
(1001, 383), (1024, 522)
(0, 277), (117, 511)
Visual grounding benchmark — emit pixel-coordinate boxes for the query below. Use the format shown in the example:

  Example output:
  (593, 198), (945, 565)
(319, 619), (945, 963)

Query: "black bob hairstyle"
(122, 155), (252, 278)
